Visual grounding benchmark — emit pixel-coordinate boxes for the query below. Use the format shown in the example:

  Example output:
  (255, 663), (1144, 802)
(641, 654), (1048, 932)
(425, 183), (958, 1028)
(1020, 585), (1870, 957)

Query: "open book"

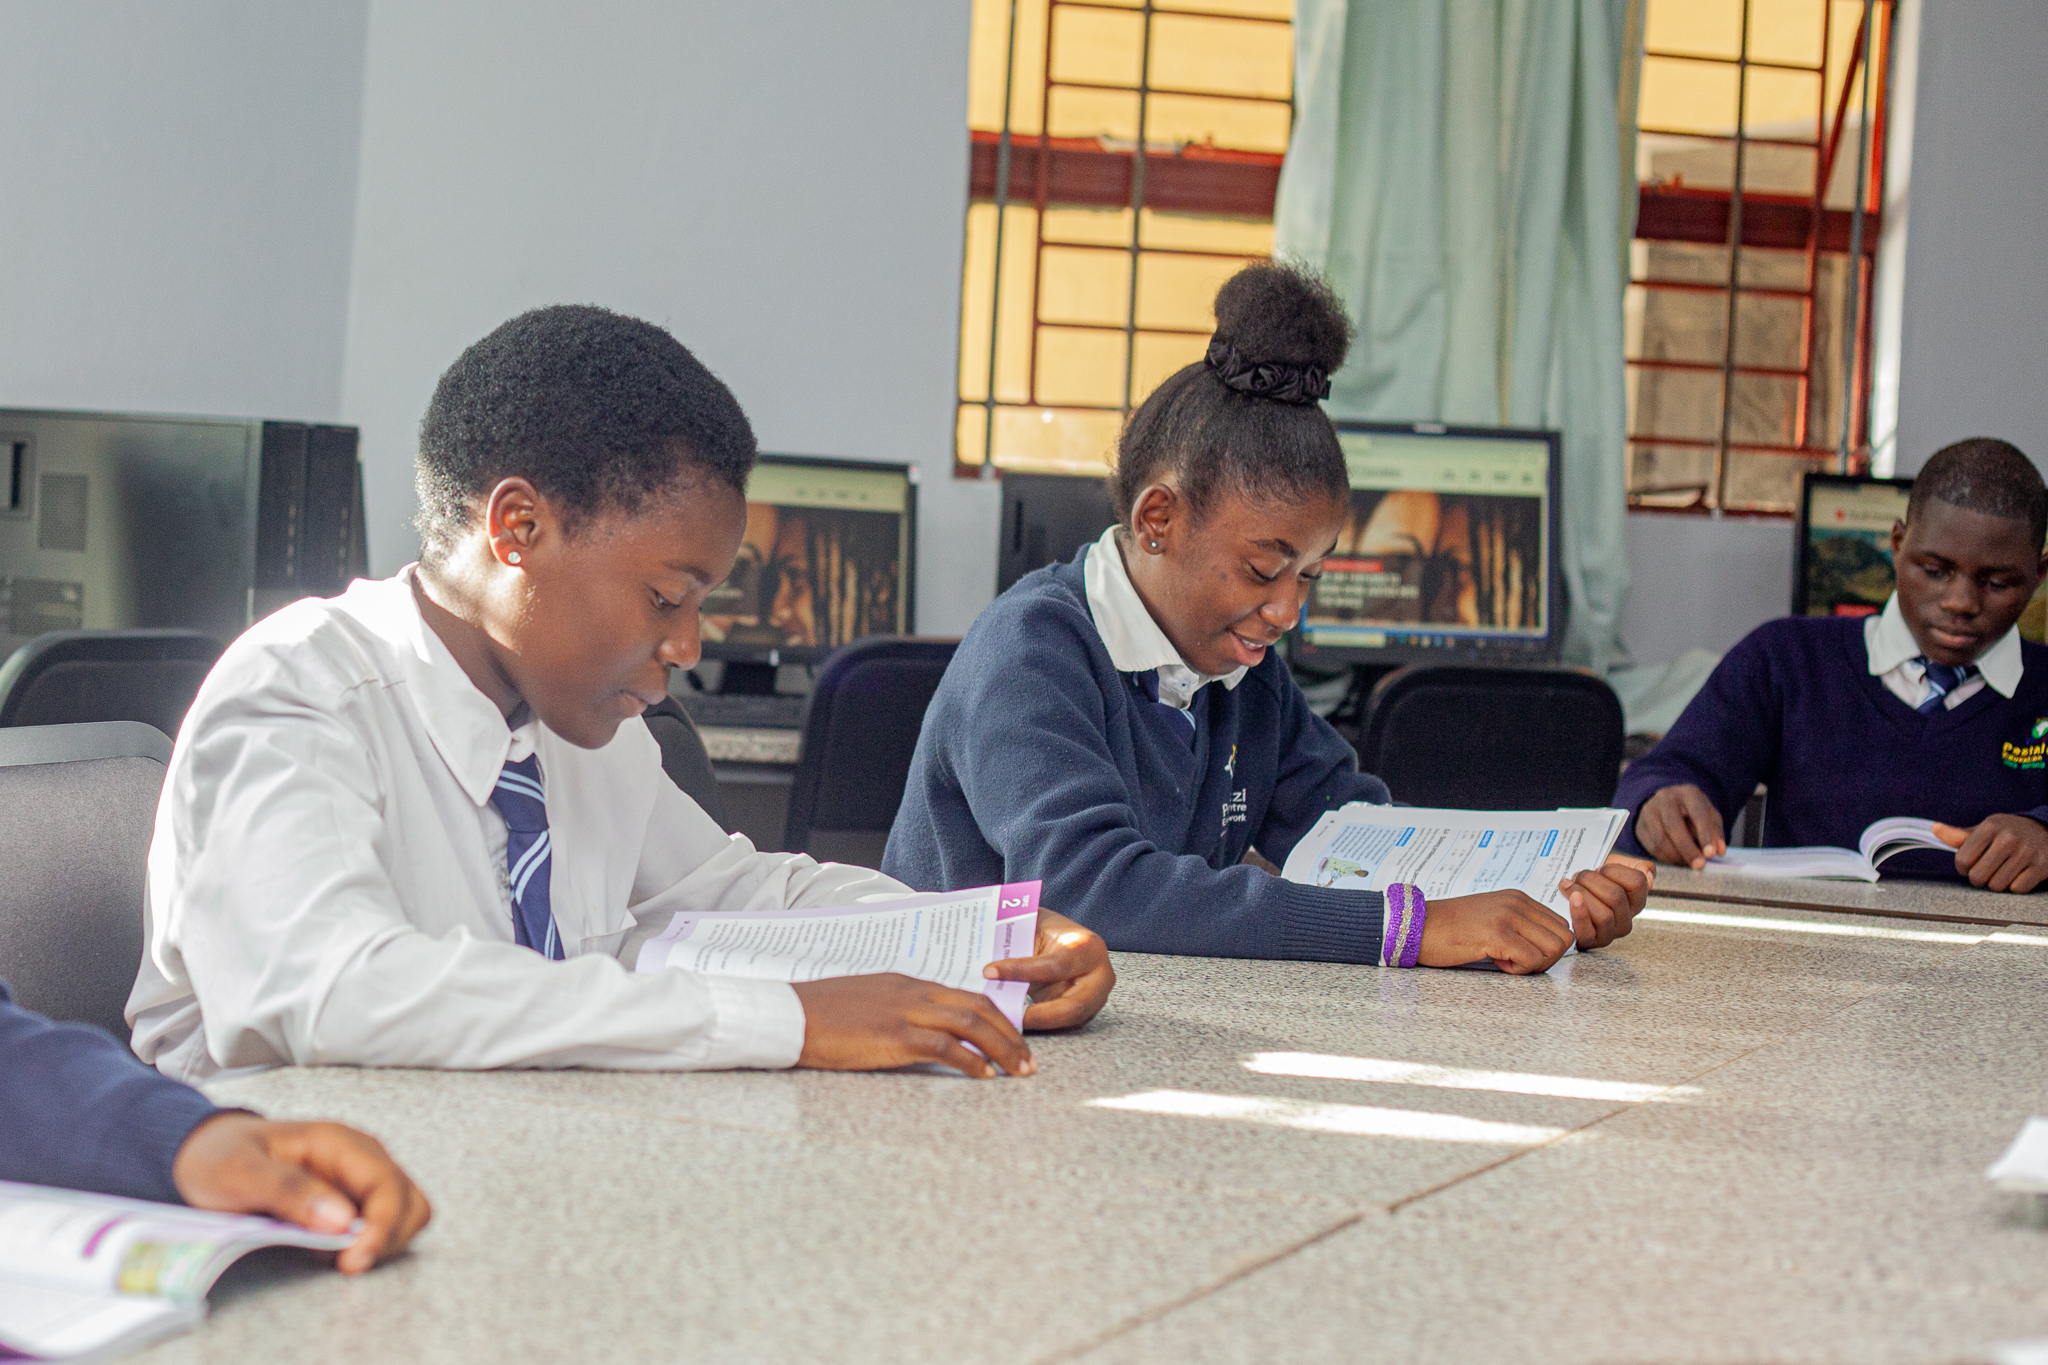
(1279, 804), (1631, 951)
(0, 1181), (355, 1360)
(1703, 816), (1949, 882)
(635, 880), (1040, 1029)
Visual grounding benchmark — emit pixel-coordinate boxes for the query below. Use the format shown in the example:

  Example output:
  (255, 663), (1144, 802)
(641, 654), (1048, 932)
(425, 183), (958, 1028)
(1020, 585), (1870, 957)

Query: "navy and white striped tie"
(1915, 658), (1977, 715)
(490, 755), (563, 960)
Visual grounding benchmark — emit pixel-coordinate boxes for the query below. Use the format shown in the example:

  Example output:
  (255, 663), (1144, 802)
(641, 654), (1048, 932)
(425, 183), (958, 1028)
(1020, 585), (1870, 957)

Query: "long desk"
(139, 893), (2048, 1364)
(1652, 864), (2048, 926)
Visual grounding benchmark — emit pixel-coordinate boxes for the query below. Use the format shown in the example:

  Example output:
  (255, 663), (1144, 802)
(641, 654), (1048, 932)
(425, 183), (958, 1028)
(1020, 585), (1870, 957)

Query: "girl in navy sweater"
(885, 264), (1648, 974)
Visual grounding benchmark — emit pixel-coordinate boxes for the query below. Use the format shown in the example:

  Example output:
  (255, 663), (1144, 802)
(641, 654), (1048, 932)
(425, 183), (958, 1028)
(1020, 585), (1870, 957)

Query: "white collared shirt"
(129, 571), (908, 1082)
(1863, 591), (2024, 710)
(1083, 527), (1247, 708)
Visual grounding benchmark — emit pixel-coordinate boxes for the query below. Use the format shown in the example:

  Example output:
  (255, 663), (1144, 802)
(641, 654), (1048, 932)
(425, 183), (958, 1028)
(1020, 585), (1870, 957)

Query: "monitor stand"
(718, 660), (780, 696)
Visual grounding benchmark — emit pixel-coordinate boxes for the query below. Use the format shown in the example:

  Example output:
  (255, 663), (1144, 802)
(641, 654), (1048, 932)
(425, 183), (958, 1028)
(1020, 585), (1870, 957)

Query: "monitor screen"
(997, 472), (1115, 595)
(699, 456), (915, 663)
(1291, 423), (1561, 666)
(1793, 472), (1913, 618)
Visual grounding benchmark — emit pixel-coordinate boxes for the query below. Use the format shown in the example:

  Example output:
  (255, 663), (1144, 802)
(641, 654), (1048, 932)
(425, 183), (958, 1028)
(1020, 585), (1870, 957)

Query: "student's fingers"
(986, 925), (1115, 1032)
(1931, 821), (1971, 850)
(920, 1031), (1001, 1080)
(1489, 894), (1573, 973)
(1560, 880), (1615, 948)
(917, 988), (1036, 1077)
(2008, 852), (2048, 895)
(1640, 790), (1707, 869)
(1675, 786), (1727, 861)
(172, 1114), (358, 1236)
(1952, 821), (1999, 878)
(1603, 852), (1656, 892)
(266, 1121), (431, 1274)
(1971, 824), (2029, 892)
(1561, 866), (1642, 947)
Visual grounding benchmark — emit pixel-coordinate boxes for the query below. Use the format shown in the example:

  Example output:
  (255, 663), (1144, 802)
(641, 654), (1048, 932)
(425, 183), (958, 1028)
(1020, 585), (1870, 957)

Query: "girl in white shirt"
(129, 305), (1112, 1082)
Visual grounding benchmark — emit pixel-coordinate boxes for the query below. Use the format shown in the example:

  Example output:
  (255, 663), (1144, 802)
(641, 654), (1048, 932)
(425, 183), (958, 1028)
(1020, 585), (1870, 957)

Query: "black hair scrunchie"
(1204, 339), (1331, 405)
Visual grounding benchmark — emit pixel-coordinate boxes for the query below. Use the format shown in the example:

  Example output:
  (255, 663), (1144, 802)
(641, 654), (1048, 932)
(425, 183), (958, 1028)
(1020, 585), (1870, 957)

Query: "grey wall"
(1892, 0), (2048, 474)
(1619, 512), (1794, 665)
(0, 1), (367, 419)
(339, 0), (998, 631)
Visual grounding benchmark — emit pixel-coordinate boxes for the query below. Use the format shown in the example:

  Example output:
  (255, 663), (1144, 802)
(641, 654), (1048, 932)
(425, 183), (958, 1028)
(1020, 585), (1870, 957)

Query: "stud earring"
(1149, 539), (1161, 551)
(506, 550), (522, 565)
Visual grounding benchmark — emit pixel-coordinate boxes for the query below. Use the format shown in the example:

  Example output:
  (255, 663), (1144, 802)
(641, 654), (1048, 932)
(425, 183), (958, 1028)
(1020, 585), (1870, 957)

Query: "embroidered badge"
(2004, 738), (2048, 770)
(2034, 717), (2048, 740)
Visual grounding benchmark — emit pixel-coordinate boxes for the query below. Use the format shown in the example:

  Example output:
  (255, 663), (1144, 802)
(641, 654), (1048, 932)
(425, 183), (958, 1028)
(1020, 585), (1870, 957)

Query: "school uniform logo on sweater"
(2004, 727), (2048, 769)
(1222, 788), (1248, 826)
(2034, 717), (2048, 740)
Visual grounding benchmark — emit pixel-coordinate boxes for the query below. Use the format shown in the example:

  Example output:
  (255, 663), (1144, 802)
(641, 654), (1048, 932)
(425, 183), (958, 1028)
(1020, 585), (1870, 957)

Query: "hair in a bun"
(1108, 259), (1353, 524)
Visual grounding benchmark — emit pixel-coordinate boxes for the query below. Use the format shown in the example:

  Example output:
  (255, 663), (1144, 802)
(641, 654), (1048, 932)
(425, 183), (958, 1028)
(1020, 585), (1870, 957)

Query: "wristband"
(1383, 883), (1427, 968)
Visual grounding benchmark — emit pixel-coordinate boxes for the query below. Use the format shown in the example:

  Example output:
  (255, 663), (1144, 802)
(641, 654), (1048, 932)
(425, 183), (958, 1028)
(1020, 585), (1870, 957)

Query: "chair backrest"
(0, 722), (172, 1038)
(642, 696), (730, 832)
(1356, 665), (1626, 811)
(784, 637), (958, 866)
(0, 629), (224, 737)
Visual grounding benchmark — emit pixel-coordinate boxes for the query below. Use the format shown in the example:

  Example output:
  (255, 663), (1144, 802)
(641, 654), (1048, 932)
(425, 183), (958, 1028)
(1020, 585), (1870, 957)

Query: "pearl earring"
(1149, 539), (1161, 551)
(507, 550), (522, 565)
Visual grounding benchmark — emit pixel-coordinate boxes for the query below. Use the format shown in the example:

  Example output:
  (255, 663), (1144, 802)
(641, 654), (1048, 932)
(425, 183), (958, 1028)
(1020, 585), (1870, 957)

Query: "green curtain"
(1277, 0), (1643, 672)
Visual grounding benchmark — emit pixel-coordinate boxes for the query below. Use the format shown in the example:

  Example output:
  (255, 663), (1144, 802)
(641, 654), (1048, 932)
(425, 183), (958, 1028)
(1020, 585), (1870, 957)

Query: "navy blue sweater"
(0, 979), (220, 1202)
(1615, 616), (2048, 877)
(883, 556), (1392, 961)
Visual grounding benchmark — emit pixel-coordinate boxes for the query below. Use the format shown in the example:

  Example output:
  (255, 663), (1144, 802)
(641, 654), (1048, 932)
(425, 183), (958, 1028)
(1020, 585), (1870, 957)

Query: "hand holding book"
(1932, 814), (2048, 893)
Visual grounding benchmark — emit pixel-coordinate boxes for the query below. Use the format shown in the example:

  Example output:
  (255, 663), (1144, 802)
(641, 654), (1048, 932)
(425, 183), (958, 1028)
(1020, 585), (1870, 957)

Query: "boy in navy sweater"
(1617, 438), (2048, 891)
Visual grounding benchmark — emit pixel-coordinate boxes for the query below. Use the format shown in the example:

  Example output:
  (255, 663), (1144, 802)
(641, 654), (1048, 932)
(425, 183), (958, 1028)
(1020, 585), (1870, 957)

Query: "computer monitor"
(1289, 422), (1563, 667)
(996, 472), (1116, 595)
(699, 454), (916, 667)
(1792, 471), (1913, 618)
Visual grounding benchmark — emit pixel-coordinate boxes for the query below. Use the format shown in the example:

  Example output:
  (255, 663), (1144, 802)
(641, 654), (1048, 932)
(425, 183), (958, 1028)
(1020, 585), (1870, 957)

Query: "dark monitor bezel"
(996, 470), (1117, 595)
(1790, 470), (1914, 618)
(1287, 420), (1566, 669)
(698, 452), (918, 667)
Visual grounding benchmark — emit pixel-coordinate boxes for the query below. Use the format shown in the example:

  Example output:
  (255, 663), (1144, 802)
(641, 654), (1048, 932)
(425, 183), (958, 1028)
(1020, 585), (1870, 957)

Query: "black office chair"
(642, 696), (731, 832)
(0, 629), (224, 738)
(0, 721), (173, 1038)
(1356, 665), (1626, 810)
(783, 637), (958, 866)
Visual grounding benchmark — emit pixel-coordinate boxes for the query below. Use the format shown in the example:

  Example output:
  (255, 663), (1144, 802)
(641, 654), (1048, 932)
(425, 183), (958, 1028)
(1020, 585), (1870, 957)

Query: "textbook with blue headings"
(0, 1181), (355, 1360)
(1279, 803), (1631, 936)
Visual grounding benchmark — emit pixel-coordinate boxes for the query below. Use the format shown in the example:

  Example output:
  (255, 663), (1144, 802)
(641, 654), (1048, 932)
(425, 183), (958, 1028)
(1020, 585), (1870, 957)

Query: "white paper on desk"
(1986, 1116), (2048, 1193)
(1279, 805), (1631, 946)
(633, 881), (1039, 1030)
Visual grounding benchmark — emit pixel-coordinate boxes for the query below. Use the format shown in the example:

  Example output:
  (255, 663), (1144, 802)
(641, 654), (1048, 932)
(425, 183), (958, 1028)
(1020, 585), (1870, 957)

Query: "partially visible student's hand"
(1635, 784), (1727, 869)
(1558, 854), (1654, 949)
(1419, 890), (1576, 974)
(793, 974), (1035, 1078)
(984, 909), (1115, 1032)
(171, 1114), (432, 1275)
(1933, 815), (2048, 893)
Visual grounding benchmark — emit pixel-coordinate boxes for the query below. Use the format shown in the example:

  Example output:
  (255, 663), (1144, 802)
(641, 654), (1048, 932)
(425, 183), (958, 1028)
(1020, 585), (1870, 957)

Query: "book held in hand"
(1703, 816), (1950, 882)
(634, 880), (1040, 1029)
(1278, 804), (1631, 954)
(0, 1181), (355, 1360)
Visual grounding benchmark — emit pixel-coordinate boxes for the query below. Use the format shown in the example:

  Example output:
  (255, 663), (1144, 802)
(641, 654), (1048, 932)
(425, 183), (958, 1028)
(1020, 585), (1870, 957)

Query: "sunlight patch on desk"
(1642, 907), (2004, 944)
(1989, 931), (2048, 947)
(1087, 1091), (1567, 1145)
(1243, 1053), (1698, 1104)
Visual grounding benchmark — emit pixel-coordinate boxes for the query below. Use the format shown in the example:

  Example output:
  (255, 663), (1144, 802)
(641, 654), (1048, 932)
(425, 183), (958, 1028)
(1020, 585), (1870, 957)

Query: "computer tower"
(0, 408), (368, 658)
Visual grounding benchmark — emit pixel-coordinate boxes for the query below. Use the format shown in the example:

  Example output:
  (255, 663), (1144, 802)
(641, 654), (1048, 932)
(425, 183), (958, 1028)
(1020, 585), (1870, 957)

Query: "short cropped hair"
(415, 305), (755, 561)
(1907, 437), (2048, 550)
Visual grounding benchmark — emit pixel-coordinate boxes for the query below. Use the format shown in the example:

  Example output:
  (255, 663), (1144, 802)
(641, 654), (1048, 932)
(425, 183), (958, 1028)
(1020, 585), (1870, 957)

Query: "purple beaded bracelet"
(1382, 883), (1427, 968)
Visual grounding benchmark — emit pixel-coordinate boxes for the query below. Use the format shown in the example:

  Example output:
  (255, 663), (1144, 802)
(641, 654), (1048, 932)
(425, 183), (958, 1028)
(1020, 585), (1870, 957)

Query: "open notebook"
(1704, 816), (1950, 882)
(0, 1182), (354, 1360)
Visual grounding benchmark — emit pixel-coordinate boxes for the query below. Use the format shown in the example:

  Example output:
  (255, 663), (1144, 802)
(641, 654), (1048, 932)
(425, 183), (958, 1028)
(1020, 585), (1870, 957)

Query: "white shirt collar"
(1083, 527), (1247, 706)
(1864, 591), (2025, 698)
(388, 566), (531, 803)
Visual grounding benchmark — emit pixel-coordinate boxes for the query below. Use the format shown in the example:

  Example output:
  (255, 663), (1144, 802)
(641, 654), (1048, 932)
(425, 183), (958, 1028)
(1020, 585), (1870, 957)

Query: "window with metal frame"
(957, 0), (1292, 478)
(1627, 0), (1894, 514)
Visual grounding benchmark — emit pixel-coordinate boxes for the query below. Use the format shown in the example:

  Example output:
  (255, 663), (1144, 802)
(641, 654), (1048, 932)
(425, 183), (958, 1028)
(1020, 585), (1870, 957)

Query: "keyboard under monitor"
(678, 690), (808, 731)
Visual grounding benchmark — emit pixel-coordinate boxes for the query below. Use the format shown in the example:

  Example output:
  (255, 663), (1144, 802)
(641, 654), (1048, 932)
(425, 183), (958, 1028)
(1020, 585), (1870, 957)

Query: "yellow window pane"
(1140, 210), (1272, 253)
(968, 0), (1049, 136)
(1135, 250), (1253, 332)
(1142, 91), (1292, 153)
(1162, 0), (1291, 18)
(1743, 66), (1820, 139)
(958, 203), (1042, 404)
(1036, 326), (1129, 407)
(1644, 0), (1741, 59)
(1131, 331), (1209, 404)
(1148, 13), (1293, 102)
(1747, 0), (1826, 67)
(957, 404), (1123, 474)
(1043, 206), (1133, 247)
(1049, 85), (1141, 140)
(1050, 4), (1144, 89)
(1039, 246), (1132, 328)
(1640, 55), (1739, 135)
